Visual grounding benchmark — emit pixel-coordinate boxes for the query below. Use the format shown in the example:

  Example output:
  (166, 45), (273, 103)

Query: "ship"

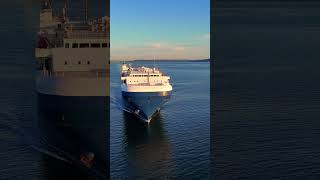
(35, 1), (110, 177)
(35, 0), (109, 99)
(121, 63), (173, 123)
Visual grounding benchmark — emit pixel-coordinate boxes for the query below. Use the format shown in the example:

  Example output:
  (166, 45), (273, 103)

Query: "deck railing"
(65, 31), (108, 39)
(39, 70), (107, 78)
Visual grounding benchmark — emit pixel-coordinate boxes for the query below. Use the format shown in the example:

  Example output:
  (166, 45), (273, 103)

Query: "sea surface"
(110, 61), (210, 179)
(212, 1), (320, 179)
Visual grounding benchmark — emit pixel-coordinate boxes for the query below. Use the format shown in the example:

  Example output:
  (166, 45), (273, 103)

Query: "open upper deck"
(121, 64), (171, 86)
(121, 64), (167, 77)
(38, 3), (109, 49)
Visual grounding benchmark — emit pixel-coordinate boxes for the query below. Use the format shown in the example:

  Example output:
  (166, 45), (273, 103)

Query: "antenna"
(63, 0), (68, 21)
(153, 55), (156, 72)
(84, 0), (88, 22)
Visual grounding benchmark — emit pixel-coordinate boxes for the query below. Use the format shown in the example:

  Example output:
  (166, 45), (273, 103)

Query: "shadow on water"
(37, 94), (109, 179)
(121, 112), (177, 179)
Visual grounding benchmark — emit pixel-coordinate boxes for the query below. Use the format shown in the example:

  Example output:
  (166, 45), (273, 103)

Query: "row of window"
(130, 74), (160, 77)
(65, 43), (110, 48)
(64, 60), (91, 65)
(127, 80), (165, 83)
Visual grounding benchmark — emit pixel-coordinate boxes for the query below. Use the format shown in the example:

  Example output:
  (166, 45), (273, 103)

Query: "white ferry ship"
(35, 0), (109, 99)
(121, 63), (172, 123)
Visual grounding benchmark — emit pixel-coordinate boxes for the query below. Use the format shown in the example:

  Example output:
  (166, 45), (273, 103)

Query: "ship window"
(80, 43), (90, 48)
(102, 43), (108, 48)
(78, 61), (81, 64)
(72, 43), (78, 48)
(65, 43), (70, 48)
(91, 43), (100, 48)
(87, 61), (90, 65)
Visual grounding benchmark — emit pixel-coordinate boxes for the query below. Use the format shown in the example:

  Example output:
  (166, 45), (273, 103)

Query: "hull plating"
(37, 93), (109, 177)
(122, 91), (171, 122)
(36, 72), (109, 97)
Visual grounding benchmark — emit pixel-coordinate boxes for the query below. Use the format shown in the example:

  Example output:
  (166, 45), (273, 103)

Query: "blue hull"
(37, 93), (109, 177)
(122, 91), (171, 122)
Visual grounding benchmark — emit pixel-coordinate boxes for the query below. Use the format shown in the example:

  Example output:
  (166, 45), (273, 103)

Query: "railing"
(39, 70), (107, 78)
(65, 31), (108, 39)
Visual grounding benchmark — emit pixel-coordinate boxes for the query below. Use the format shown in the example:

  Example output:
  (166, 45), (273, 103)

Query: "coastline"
(110, 59), (210, 64)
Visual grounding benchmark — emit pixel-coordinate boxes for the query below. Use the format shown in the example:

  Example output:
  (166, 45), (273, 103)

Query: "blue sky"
(110, 0), (210, 60)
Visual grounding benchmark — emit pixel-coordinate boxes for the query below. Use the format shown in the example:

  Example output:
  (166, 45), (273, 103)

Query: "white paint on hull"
(121, 84), (172, 93)
(36, 73), (109, 97)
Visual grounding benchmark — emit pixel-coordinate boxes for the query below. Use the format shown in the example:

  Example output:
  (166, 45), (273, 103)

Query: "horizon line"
(110, 58), (210, 62)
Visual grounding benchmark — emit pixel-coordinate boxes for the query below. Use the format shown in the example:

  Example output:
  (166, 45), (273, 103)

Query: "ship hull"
(36, 72), (110, 176)
(122, 91), (172, 123)
(35, 72), (109, 97)
(37, 93), (109, 177)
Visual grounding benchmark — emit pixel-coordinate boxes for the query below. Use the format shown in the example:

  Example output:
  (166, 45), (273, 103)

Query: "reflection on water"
(37, 94), (109, 179)
(111, 62), (210, 178)
(122, 112), (176, 179)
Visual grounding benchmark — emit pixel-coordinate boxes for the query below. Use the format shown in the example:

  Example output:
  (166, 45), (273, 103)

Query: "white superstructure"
(120, 64), (172, 93)
(120, 63), (172, 122)
(35, 0), (109, 97)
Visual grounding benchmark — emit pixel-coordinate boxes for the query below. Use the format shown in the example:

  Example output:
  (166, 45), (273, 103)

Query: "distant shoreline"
(110, 59), (210, 63)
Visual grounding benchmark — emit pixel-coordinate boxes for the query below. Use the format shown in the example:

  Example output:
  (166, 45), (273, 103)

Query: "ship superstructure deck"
(121, 64), (172, 122)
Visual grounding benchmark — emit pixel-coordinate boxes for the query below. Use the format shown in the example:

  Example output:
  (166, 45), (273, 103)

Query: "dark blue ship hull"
(122, 91), (172, 122)
(37, 93), (109, 178)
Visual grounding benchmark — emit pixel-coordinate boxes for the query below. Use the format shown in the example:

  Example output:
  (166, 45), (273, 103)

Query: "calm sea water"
(212, 1), (320, 179)
(0, 2), (41, 179)
(110, 61), (210, 179)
